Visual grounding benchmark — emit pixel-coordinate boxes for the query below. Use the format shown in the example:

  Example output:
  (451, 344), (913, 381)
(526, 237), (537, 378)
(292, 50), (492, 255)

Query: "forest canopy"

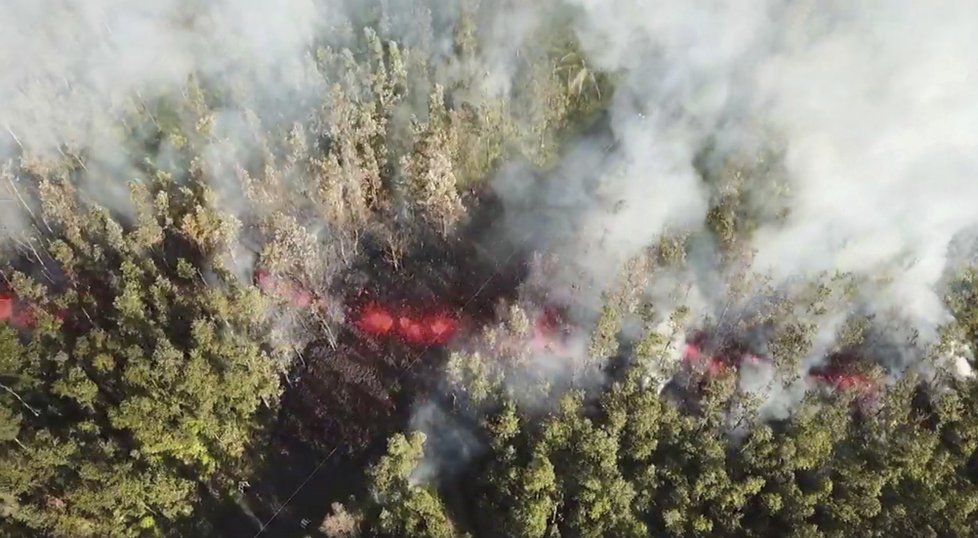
(2, 1), (978, 537)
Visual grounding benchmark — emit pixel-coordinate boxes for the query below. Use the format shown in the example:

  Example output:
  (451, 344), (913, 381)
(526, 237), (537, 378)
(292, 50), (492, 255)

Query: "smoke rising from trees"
(552, 0), (978, 338)
(3, 0), (978, 536)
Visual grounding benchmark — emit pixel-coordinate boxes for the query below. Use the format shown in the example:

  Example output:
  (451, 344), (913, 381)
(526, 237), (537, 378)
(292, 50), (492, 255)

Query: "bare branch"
(0, 381), (40, 417)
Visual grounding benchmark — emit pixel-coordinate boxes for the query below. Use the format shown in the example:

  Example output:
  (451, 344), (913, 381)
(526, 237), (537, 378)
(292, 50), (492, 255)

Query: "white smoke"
(4, 0), (978, 418)
(6, 1), (977, 322)
(0, 0), (340, 155)
(406, 400), (482, 486)
(515, 0), (978, 346)
(750, 1), (978, 338)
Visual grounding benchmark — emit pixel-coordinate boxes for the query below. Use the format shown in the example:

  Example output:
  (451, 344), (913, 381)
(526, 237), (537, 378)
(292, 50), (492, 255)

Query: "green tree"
(366, 432), (462, 538)
(0, 174), (280, 536)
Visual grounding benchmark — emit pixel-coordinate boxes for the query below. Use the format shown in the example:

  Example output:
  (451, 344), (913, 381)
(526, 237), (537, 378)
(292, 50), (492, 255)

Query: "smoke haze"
(552, 0), (978, 341)
(2, 0), (977, 373)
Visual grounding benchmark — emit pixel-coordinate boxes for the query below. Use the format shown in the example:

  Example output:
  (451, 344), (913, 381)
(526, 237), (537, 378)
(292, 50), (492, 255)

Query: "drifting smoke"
(481, 1), (978, 430)
(0, 0), (336, 234)
(0, 0), (540, 230)
(530, 0), (978, 338)
(0, 0), (547, 156)
(406, 400), (482, 485)
(3, 0), (978, 439)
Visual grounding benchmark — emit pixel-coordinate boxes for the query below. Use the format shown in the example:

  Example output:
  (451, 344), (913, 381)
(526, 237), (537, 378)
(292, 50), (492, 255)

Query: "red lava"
(0, 295), (12, 322)
(254, 268), (461, 347)
(811, 371), (876, 395)
(682, 333), (776, 378)
(531, 305), (570, 353)
(352, 302), (459, 347)
(397, 316), (427, 344)
(0, 294), (64, 330)
(356, 303), (395, 336)
(424, 314), (458, 344)
(0, 293), (32, 329)
(683, 342), (728, 375)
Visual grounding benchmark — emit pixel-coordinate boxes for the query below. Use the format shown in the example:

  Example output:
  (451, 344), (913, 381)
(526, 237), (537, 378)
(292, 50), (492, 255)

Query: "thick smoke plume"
(0, 0), (345, 151)
(3, 0), (977, 427)
(540, 0), (978, 338)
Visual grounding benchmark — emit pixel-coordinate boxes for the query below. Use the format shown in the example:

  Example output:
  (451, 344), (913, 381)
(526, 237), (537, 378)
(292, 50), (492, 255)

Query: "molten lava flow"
(0, 293), (50, 330)
(0, 293), (68, 330)
(0, 295), (12, 322)
(682, 342), (729, 375)
(351, 301), (459, 347)
(423, 313), (458, 345)
(397, 315), (427, 345)
(811, 371), (876, 396)
(356, 303), (395, 336)
(531, 305), (570, 353)
(808, 350), (879, 401)
(681, 335), (773, 379)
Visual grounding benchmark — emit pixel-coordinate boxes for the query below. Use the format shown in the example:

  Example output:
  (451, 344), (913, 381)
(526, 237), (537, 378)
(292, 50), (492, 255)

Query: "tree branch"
(0, 381), (40, 417)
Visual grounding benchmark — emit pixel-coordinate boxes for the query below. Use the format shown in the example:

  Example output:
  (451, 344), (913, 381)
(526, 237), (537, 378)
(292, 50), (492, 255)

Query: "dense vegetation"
(2, 5), (978, 538)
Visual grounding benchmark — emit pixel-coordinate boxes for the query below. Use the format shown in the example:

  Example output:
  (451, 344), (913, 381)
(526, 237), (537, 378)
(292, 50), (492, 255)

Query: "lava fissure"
(351, 300), (460, 346)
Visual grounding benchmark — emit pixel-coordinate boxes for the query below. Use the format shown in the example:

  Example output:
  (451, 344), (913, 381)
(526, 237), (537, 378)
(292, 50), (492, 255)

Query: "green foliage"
(0, 176), (280, 536)
(367, 433), (462, 538)
(7, 5), (978, 538)
(358, 331), (978, 538)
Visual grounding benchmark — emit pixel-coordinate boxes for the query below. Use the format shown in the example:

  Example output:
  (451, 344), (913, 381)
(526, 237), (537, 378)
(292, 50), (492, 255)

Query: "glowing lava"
(682, 342), (729, 376)
(531, 305), (570, 353)
(810, 371), (876, 396)
(0, 293), (66, 330)
(0, 295), (12, 322)
(356, 303), (395, 336)
(424, 314), (458, 344)
(254, 264), (462, 347)
(681, 334), (772, 378)
(255, 270), (313, 308)
(352, 302), (459, 346)
(397, 315), (427, 344)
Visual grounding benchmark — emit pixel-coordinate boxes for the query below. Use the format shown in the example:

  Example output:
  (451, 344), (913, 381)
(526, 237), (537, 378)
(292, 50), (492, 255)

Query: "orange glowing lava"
(0, 295), (12, 322)
(811, 371), (876, 395)
(531, 305), (570, 353)
(356, 303), (395, 336)
(351, 302), (459, 346)
(683, 342), (728, 375)
(424, 314), (458, 344)
(397, 316), (427, 344)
